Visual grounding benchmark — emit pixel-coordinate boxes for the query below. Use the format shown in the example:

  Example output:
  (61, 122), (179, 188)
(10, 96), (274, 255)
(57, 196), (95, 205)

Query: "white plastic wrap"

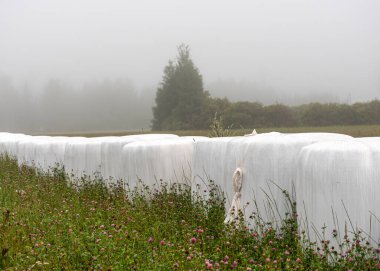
(122, 137), (204, 189)
(296, 139), (380, 244)
(0, 133), (29, 159)
(192, 133), (353, 225)
(63, 134), (180, 182)
(5, 131), (379, 241)
(16, 136), (53, 168)
(64, 137), (115, 181)
(33, 137), (83, 173)
(100, 134), (179, 185)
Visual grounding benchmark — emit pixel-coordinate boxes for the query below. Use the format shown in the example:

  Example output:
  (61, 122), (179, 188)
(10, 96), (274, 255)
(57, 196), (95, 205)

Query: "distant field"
(39, 125), (380, 138)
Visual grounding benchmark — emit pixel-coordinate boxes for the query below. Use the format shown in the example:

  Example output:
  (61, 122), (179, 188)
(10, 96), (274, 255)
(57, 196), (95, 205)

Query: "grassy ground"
(1, 158), (379, 270)
(38, 125), (380, 138)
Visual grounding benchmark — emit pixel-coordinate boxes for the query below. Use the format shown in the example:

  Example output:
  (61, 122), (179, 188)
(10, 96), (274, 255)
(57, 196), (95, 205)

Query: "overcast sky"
(1, 0), (380, 102)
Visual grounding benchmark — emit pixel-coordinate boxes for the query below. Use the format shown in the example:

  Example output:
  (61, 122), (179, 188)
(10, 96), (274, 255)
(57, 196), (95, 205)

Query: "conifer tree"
(152, 44), (205, 130)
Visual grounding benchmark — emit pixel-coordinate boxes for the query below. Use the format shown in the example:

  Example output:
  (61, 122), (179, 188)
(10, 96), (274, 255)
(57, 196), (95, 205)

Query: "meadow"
(41, 125), (380, 138)
(0, 157), (379, 270)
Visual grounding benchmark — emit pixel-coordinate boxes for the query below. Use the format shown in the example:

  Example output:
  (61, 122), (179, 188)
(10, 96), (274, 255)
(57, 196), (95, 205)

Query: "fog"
(1, 0), (380, 132)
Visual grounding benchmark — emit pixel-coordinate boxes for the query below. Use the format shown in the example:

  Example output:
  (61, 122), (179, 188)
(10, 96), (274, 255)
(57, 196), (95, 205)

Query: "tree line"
(0, 76), (154, 133)
(1, 45), (380, 133)
(200, 98), (380, 129)
(152, 45), (380, 130)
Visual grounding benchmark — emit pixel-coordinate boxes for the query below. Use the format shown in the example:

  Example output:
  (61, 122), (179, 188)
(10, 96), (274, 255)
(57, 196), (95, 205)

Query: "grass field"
(1, 158), (379, 270)
(39, 125), (380, 138)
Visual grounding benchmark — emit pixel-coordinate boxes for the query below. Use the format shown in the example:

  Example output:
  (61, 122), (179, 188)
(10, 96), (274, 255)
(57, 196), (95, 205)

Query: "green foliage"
(1, 158), (380, 270)
(208, 113), (234, 137)
(152, 49), (380, 130)
(152, 44), (206, 130)
(202, 99), (380, 130)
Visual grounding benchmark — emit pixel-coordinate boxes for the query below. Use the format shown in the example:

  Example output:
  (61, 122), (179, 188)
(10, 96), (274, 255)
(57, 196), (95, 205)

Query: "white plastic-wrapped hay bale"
(237, 133), (354, 225)
(191, 136), (244, 208)
(192, 133), (289, 223)
(100, 134), (179, 185)
(33, 137), (83, 173)
(122, 137), (204, 189)
(0, 133), (29, 159)
(64, 137), (96, 181)
(16, 136), (54, 168)
(0, 133), (16, 156)
(0, 133), (13, 156)
(64, 137), (119, 181)
(192, 132), (353, 225)
(296, 139), (380, 244)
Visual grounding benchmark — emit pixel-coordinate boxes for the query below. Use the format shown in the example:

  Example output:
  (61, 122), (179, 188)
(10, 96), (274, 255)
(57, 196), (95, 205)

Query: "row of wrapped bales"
(0, 133), (181, 183)
(18, 136), (74, 171)
(192, 132), (353, 226)
(63, 134), (181, 183)
(296, 137), (380, 244)
(52, 134), (179, 181)
(1, 131), (380, 243)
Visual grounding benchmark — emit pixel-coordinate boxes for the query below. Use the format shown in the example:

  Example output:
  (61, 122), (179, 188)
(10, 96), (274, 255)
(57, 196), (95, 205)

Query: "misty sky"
(1, 0), (380, 103)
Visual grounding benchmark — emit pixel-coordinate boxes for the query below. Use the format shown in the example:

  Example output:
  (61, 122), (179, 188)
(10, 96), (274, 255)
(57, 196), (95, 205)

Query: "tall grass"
(0, 157), (379, 270)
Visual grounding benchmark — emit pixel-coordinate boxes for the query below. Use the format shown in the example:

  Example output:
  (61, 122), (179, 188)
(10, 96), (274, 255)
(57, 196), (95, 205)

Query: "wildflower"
(265, 258), (270, 263)
(190, 237), (196, 244)
(198, 229), (204, 234)
(296, 258), (301, 263)
(284, 250), (290, 255)
(148, 237), (153, 243)
(160, 240), (165, 246)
